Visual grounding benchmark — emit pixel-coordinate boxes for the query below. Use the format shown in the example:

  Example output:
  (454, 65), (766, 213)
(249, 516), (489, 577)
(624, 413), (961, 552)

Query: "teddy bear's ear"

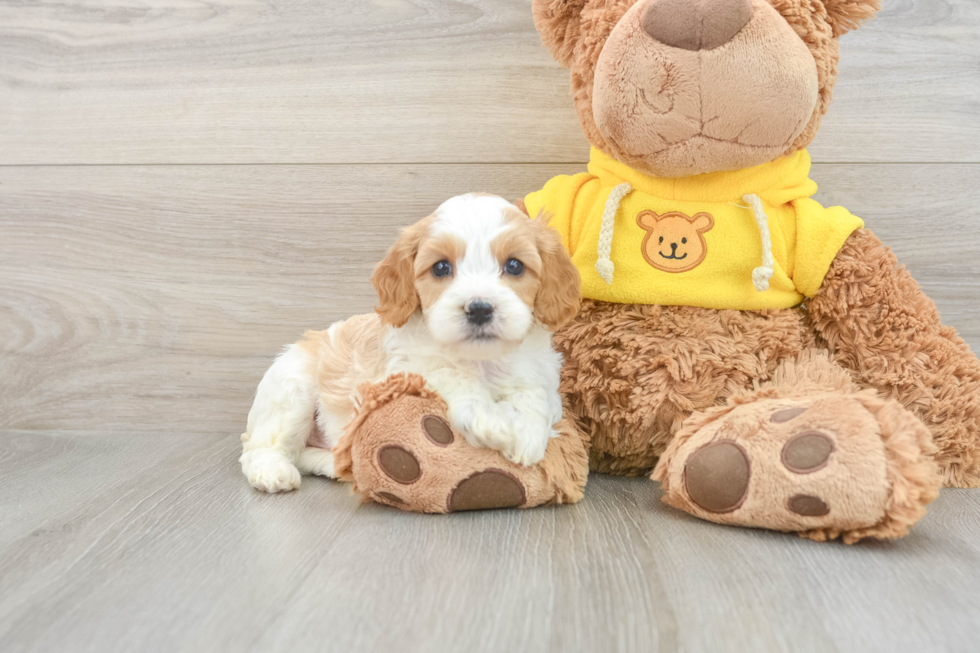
(532, 0), (588, 67)
(691, 213), (714, 232)
(637, 211), (660, 230)
(823, 0), (881, 37)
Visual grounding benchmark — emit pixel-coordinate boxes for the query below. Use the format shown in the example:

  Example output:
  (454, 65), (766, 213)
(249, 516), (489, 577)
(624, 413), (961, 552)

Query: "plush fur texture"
(532, 0), (879, 177)
(808, 229), (980, 488)
(240, 194), (582, 492)
(555, 229), (980, 492)
(653, 351), (941, 544)
(555, 301), (814, 474)
(590, 0), (820, 176)
(333, 373), (590, 512)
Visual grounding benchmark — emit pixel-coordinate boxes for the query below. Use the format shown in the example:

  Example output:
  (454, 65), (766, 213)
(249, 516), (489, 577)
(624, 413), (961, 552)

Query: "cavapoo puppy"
(240, 194), (581, 493)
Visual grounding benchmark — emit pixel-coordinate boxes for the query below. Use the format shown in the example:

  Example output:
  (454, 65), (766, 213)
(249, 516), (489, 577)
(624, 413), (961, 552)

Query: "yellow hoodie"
(524, 148), (863, 310)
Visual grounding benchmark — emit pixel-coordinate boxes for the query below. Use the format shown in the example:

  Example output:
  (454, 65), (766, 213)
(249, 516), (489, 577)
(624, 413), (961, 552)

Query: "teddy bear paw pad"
(377, 445), (422, 484)
(375, 491), (407, 506)
(421, 415), (453, 445)
(770, 406), (807, 423)
(788, 494), (830, 517)
(662, 394), (894, 535)
(781, 431), (834, 473)
(683, 440), (750, 513)
(448, 469), (527, 512)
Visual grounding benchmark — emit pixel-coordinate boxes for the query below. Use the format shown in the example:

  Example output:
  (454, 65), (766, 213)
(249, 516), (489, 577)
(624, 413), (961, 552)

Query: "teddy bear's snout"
(642, 0), (753, 51)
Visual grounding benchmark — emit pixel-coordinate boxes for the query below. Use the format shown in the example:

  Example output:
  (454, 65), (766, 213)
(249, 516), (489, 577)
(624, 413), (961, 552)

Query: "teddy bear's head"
(533, 0), (879, 177)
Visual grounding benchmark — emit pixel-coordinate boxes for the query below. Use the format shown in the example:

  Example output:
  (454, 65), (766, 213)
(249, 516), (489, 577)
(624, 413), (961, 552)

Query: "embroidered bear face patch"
(637, 210), (715, 273)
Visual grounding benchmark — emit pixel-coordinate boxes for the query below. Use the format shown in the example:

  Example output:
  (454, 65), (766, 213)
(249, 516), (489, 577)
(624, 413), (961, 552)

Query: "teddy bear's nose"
(642, 0), (753, 51)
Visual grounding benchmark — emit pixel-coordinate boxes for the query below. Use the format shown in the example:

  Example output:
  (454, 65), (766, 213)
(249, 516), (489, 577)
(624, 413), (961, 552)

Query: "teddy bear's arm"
(333, 373), (590, 513)
(807, 228), (980, 488)
(421, 367), (551, 466)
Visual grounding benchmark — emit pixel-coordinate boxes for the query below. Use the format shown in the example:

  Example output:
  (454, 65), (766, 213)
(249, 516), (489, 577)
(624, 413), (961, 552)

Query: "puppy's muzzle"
(465, 300), (495, 326)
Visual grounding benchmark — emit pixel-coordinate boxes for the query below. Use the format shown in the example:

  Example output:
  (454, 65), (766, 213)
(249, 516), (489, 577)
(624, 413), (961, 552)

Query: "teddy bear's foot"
(332, 374), (590, 513)
(652, 391), (941, 543)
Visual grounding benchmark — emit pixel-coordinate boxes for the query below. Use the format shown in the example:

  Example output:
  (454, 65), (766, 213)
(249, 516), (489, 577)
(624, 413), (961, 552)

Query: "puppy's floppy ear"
(530, 212), (581, 331)
(823, 0), (880, 37)
(532, 0), (588, 67)
(371, 219), (427, 327)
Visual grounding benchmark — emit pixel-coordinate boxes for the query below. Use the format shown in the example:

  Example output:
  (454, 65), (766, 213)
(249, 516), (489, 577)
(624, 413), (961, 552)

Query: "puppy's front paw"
(448, 400), (555, 466)
(449, 399), (535, 460)
(500, 415), (551, 466)
(448, 399), (510, 450)
(241, 449), (301, 493)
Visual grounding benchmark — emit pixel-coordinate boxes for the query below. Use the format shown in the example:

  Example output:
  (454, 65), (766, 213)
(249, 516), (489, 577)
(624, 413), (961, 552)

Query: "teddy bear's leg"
(554, 300), (812, 476)
(652, 350), (942, 543)
(331, 374), (590, 513)
(808, 229), (980, 488)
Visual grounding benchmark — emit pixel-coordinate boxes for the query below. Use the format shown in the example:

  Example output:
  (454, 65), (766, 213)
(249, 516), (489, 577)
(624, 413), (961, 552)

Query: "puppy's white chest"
(475, 359), (510, 387)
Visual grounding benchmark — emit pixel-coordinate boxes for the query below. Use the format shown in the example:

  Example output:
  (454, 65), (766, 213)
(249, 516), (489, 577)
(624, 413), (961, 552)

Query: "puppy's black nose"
(465, 300), (494, 326)
(671, 242), (678, 252)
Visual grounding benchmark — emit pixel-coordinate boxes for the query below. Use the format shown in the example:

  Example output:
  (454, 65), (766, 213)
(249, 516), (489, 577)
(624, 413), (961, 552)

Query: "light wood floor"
(2, 1), (979, 651)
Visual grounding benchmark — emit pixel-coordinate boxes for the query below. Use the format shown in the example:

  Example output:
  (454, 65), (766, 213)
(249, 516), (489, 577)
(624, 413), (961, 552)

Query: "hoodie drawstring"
(595, 182), (633, 284)
(594, 185), (774, 293)
(742, 193), (775, 292)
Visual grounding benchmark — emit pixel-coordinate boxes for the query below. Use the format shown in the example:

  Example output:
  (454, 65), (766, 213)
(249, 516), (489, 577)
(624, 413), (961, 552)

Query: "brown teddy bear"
(336, 0), (980, 543)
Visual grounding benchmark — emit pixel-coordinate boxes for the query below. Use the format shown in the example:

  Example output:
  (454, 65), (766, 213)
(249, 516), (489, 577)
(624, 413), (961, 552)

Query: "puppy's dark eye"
(682, 237), (688, 244)
(503, 258), (525, 276)
(659, 236), (664, 244)
(432, 260), (453, 278)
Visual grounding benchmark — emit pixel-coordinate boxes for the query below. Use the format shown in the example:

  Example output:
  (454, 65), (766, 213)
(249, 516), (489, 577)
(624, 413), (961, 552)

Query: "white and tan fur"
(240, 194), (581, 493)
